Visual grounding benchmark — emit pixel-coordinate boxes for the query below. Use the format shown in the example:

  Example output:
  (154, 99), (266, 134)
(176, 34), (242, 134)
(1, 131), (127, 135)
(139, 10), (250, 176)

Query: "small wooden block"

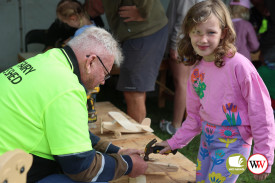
(114, 131), (122, 138)
(129, 175), (146, 183)
(108, 112), (139, 131)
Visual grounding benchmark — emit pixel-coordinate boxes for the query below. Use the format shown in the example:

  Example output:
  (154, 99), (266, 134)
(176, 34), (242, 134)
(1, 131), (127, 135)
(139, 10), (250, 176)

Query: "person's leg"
(160, 61), (191, 135)
(169, 61), (191, 128)
(124, 91), (146, 123)
(117, 26), (168, 124)
(196, 122), (211, 182)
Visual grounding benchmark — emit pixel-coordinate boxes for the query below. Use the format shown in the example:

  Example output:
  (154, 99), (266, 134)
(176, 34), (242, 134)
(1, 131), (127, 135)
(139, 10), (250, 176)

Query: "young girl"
(230, 0), (259, 60)
(157, 0), (275, 182)
(56, 0), (96, 37)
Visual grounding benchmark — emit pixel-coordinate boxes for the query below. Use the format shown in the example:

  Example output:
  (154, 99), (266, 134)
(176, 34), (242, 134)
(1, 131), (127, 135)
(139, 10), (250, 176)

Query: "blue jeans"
(37, 174), (108, 183)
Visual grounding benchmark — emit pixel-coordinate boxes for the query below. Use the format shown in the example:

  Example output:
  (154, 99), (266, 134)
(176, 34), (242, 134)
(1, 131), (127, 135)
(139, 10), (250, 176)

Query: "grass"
(97, 76), (274, 183)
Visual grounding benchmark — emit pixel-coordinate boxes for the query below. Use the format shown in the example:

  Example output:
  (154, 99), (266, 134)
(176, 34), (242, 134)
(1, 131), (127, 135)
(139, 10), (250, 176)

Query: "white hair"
(67, 26), (123, 66)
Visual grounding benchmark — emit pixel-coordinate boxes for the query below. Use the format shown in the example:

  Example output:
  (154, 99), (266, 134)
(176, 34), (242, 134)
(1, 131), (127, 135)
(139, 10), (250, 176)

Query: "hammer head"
(144, 138), (157, 161)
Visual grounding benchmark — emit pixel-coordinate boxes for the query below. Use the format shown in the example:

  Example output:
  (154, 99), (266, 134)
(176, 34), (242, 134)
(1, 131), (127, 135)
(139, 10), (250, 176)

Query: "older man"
(0, 27), (147, 183)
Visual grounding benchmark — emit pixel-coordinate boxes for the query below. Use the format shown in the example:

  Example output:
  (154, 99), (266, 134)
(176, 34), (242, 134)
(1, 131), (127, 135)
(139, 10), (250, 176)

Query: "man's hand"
(118, 148), (143, 155)
(128, 154), (148, 178)
(254, 173), (269, 181)
(155, 141), (172, 154)
(118, 6), (145, 22)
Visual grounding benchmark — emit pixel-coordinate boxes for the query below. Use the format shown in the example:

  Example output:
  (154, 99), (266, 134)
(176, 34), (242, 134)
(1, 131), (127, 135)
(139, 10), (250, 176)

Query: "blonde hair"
(230, 4), (250, 20)
(56, 0), (89, 22)
(178, 0), (236, 68)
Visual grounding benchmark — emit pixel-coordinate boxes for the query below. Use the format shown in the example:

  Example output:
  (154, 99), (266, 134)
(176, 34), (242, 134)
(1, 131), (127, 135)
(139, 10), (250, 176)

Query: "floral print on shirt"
(221, 103), (242, 126)
(191, 68), (206, 99)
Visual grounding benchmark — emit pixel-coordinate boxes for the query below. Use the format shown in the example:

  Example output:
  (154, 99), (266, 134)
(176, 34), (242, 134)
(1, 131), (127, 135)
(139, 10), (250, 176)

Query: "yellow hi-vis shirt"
(0, 48), (92, 160)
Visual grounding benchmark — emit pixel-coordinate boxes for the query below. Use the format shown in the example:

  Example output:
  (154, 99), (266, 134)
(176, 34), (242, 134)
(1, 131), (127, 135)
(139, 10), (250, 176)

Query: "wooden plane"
(101, 111), (154, 137)
(0, 149), (33, 183)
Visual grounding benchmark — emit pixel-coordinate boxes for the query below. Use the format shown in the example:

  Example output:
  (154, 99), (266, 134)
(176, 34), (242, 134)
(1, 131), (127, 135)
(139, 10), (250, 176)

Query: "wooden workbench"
(91, 102), (196, 183)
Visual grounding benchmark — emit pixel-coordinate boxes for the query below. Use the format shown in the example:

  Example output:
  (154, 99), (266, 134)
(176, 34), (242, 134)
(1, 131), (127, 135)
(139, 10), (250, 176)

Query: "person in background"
(230, 0), (259, 60)
(56, 0), (96, 37)
(92, 0), (168, 123)
(156, 0), (275, 182)
(44, 19), (77, 51)
(160, 0), (204, 135)
(84, 0), (105, 25)
(44, 0), (104, 51)
(0, 26), (147, 183)
(250, 0), (275, 114)
(250, 0), (275, 64)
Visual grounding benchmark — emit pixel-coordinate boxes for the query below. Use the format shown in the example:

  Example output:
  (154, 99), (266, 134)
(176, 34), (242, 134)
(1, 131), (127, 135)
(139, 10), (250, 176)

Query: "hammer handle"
(153, 146), (177, 155)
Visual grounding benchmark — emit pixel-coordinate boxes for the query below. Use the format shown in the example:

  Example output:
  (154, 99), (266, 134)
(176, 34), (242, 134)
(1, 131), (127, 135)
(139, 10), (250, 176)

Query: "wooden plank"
(146, 162), (178, 173)
(109, 135), (196, 183)
(91, 102), (196, 183)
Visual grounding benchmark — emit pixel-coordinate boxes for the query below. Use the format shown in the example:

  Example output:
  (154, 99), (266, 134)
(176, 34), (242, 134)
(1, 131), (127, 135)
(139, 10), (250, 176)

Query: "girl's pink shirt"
(167, 52), (275, 172)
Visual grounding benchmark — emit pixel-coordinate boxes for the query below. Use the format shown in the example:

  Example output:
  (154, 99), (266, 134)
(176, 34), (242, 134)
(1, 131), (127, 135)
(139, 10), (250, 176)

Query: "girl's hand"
(155, 141), (172, 154)
(254, 173), (269, 181)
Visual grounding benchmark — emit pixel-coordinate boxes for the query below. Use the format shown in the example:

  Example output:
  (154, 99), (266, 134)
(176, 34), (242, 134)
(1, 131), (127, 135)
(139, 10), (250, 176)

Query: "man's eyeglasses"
(96, 55), (111, 81)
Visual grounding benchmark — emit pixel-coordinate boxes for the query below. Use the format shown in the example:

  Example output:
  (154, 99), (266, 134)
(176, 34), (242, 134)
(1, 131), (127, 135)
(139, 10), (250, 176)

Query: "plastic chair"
(25, 29), (47, 52)
(0, 149), (33, 183)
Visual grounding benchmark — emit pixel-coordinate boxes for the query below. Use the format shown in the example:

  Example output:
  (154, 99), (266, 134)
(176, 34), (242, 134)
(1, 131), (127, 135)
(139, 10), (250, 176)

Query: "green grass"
(97, 77), (275, 183)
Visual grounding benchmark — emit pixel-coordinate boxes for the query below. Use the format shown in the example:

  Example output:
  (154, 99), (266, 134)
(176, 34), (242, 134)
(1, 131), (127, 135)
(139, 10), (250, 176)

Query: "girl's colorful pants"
(196, 122), (251, 183)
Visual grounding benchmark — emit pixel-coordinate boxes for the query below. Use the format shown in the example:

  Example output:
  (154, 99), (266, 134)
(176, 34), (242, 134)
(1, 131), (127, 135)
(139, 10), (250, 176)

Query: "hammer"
(144, 139), (177, 161)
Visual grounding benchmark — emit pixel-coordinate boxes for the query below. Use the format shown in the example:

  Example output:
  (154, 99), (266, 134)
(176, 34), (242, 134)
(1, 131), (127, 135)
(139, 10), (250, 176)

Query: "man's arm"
(54, 150), (133, 182)
(54, 131), (147, 182)
(89, 131), (120, 153)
